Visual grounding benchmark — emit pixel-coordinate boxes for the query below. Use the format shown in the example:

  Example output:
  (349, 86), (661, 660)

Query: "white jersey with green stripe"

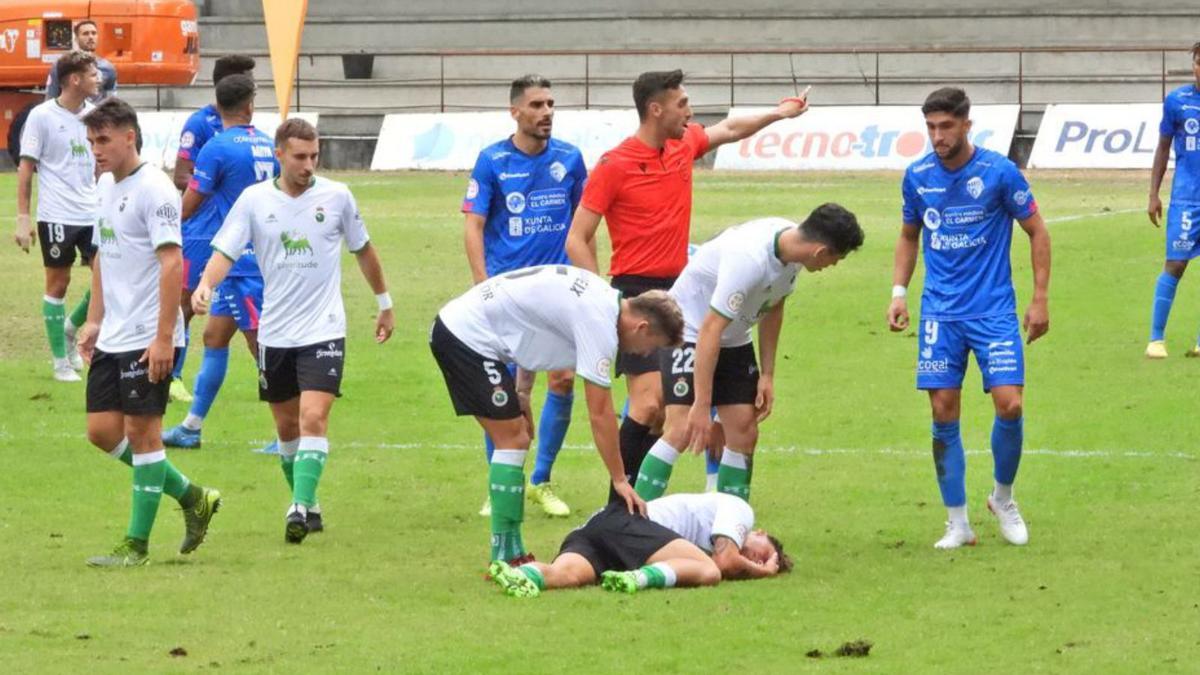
(438, 265), (620, 388)
(212, 176), (369, 348)
(93, 165), (186, 353)
(670, 218), (800, 348)
(19, 98), (97, 226)
(647, 492), (755, 553)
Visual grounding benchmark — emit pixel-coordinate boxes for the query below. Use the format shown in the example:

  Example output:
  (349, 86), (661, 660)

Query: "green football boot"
(87, 538), (149, 568)
(180, 487), (222, 554)
(488, 560), (540, 598)
(600, 570), (640, 594)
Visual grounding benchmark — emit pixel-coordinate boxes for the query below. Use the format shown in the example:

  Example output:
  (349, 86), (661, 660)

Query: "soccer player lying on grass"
(489, 492), (791, 597)
(430, 266), (683, 565)
(634, 204), (864, 502)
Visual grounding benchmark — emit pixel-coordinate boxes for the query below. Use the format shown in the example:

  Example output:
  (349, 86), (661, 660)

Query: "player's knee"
(995, 397), (1023, 419)
(1165, 260), (1188, 278)
(86, 424), (117, 450)
(547, 370), (574, 394)
(298, 408), (329, 436)
(697, 561), (722, 586)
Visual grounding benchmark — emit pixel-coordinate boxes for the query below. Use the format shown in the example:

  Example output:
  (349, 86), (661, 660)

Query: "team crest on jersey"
(672, 378), (690, 398)
(1186, 118), (1200, 135)
(549, 161), (567, 183)
(491, 388), (509, 407)
(315, 206), (326, 223)
(156, 203), (179, 222)
(1012, 190), (1031, 206)
(923, 208), (942, 231)
(466, 178), (479, 199)
(727, 291), (745, 313)
(180, 131), (195, 149)
(506, 192), (526, 214)
(966, 176), (984, 199)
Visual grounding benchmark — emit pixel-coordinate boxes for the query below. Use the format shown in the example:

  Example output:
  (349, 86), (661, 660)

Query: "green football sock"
(489, 449), (527, 561)
(279, 438), (299, 491)
(635, 439), (679, 500)
(128, 452), (167, 542)
(636, 562), (677, 589)
(517, 563), (545, 590)
(42, 295), (66, 359)
(716, 447), (752, 501)
(107, 438), (133, 466)
(292, 437), (328, 508)
(68, 290), (90, 329)
(161, 459), (198, 508)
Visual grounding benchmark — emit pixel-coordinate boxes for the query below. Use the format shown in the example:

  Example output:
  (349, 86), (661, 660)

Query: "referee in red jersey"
(567, 69), (808, 497)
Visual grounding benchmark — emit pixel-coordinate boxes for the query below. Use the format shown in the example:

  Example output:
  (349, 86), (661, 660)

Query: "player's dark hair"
(215, 73), (256, 114)
(83, 97), (140, 141)
(767, 535), (793, 574)
(510, 74), (551, 104)
(1192, 42), (1200, 61)
(275, 117), (318, 148)
(55, 50), (97, 85)
(627, 290), (684, 346)
(799, 203), (864, 256)
(633, 69), (685, 120)
(74, 19), (97, 35)
(212, 55), (256, 85)
(921, 87), (971, 119)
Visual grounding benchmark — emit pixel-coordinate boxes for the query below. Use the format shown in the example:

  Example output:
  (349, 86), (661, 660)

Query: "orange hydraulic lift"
(0, 0), (200, 153)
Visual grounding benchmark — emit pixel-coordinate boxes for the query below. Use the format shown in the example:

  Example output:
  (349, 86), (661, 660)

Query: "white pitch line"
(1044, 207), (1141, 224)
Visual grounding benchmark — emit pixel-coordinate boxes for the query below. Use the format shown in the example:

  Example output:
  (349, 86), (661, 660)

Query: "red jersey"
(580, 122), (710, 278)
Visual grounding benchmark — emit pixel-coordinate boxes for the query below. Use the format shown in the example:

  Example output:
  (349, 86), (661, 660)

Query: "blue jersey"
(901, 147), (1038, 321)
(461, 137), (587, 277)
(177, 104), (223, 164)
(187, 124), (278, 277)
(1160, 84), (1200, 205)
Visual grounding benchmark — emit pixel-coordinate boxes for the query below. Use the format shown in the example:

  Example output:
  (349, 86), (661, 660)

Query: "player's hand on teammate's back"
(141, 337), (174, 383)
(191, 284), (213, 315)
(13, 214), (35, 252)
(76, 321), (99, 365)
(1148, 194), (1163, 227)
(612, 479), (647, 517)
(685, 402), (712, 454)
(886, 297), (910, 332)
(375, 308), (395, 343)
(1024, 299), (1049, 344)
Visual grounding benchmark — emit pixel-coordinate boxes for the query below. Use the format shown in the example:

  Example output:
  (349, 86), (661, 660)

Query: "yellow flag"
(261, 0), (308, 118)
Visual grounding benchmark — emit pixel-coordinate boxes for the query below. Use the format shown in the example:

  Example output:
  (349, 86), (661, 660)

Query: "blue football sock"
(991, 416), (1023, 485)
(531, 391), (573, 485)
(189, 347), (229, 420)
(483, 433), (495, 464)
(932, 420), (966, 508)
(171, 331), (189, 381)
(1150, 272), (1180, 341)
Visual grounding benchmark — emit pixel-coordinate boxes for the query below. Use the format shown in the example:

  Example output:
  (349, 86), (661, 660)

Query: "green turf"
(0, 169), (1197, 673)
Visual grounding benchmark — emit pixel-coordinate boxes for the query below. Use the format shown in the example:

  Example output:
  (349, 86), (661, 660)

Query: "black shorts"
(429, 316), (520, 419)
(558, 502), (683, 576)
(258, 339), (345, 403)
(611, 274), (676, 376)
(39, 222), (96, 268)
(86, 348), (179, 416)
(661, 342), (759, 407)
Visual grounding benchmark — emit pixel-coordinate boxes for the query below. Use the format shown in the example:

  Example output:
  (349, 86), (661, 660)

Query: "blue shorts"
(210, 276), (263, 331)
(916, 314), (1024, 392)
(183, 238), (213, 291)
(1165, 202), (1200, 261)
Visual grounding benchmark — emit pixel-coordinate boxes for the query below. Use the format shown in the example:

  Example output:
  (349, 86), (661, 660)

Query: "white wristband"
(891, 285), (907, 299)
(375, 291), (393, 311)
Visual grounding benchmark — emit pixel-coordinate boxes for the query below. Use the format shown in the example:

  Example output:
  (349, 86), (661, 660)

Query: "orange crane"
(1, 0), (200, 154)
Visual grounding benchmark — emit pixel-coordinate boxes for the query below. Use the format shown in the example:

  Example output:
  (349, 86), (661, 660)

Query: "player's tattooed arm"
(886, 223), (920, 332)
(711, 536), (780, 580)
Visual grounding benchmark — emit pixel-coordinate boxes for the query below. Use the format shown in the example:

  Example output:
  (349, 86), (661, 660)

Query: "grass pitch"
(0, 169), (1197, 672)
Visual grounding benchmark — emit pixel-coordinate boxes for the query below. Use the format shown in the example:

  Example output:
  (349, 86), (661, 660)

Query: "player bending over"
(635, 205), (863, 502)
(489, 492), (790, 597)
(430, 266), (682, 565)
